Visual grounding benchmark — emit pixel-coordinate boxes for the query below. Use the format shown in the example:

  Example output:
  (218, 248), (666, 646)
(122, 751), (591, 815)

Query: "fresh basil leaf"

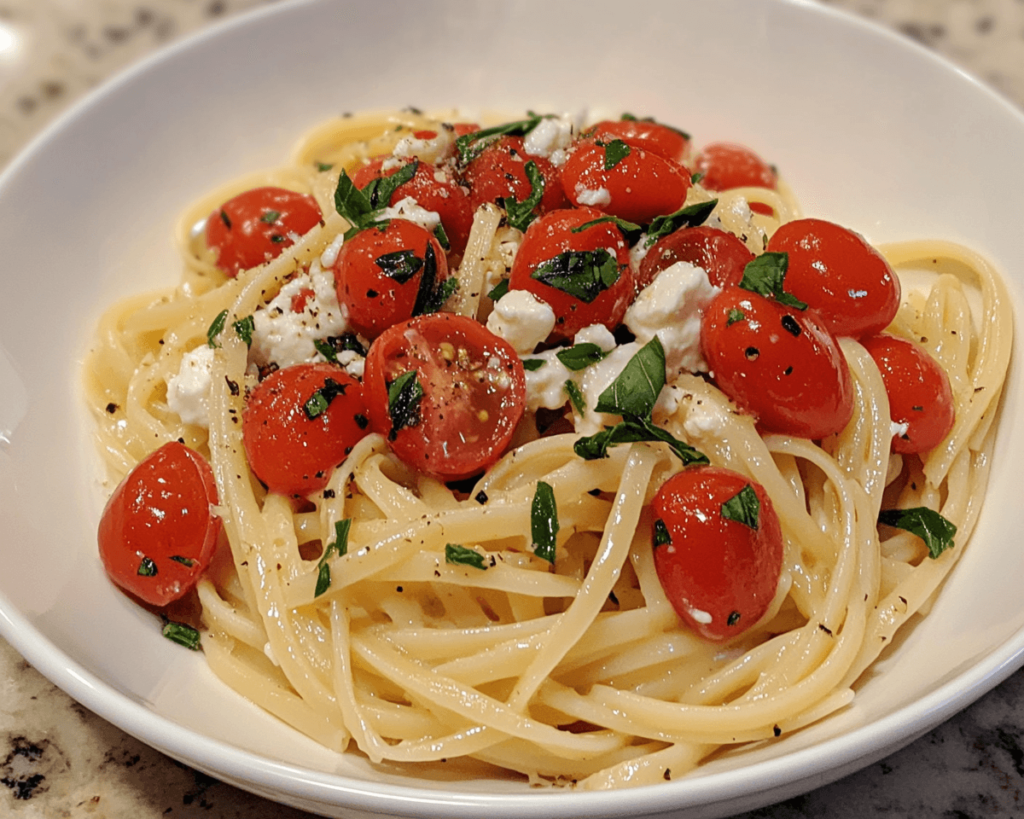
(387, 371), (423, 436)
(219, 210), (232, 229)
(433, 221), (450, 251)
(303, 378), (350, 420)
(207, 309), (228, 348)
(314, 338), (339, 364)
(739, 252), (808, 310)
(411, 241), (457, 315)
(487, 279), (510, 301)
(259, 209), (281, 224)
(691, 171), (705, 185)
(721, 484), (760, 530)
(315, 519), (351, 597)
(530, 248), (621, 304)
(555, 343), (608, 371)
(531, 480), (559, 564)
(162, 621), (201, 650)
(445, 543), (488, 570)
(603, 138), (631, 170)
(315, 161), (334, 172)
(420, 275), (459, 315)
(376, 249), (424, 284)
(137, 556), (157, 577)
(455, 114), (545, 164)
(522, 358), (546, 371)
(574, 416), (709, 465)
(645, 200), (718, 246)
(653, 518), (672, 547)
(501, 160), (545, 232)
(169, 555), (195, 567)
(571, 215), (643, 246)
(726, 308), (746, 326)
(233, 315), (255, 347)
(594, 336), (665, 418)
(362, 159), (418, 209)
(333, 169), (375, 226)
(878, 507), (957, 559)
(564, 380), (586, 415)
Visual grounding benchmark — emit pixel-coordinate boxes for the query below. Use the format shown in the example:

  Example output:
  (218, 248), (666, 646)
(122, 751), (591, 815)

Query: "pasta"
(85, 109), (1012, 788)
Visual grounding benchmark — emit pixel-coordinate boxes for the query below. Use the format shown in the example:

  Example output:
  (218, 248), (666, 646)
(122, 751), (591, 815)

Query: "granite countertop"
(2, 1), (1024, 817)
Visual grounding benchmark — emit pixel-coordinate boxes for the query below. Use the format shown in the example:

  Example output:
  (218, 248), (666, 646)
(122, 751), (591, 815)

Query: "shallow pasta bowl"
(0, 0), (1022, 816)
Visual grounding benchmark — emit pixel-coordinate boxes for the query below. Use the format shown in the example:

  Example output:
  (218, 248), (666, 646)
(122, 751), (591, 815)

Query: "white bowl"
(0, 0), (1022, 816)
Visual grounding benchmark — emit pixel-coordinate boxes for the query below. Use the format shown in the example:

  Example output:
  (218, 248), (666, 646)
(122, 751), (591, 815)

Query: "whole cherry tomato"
(461, 135), (569, 218)
(561, 139), (691, 224)
(334, 220), (450, 340)
(637, 226), (754, 292)
(652, 466), (783, 641)
(695, 142), (777, 215)
(701, 286), (854, 439)
(243, 363), (367, 497)
(586, 117), (690, 165)
(98, 441), (221, 607)
(363, 313), (526, 481)
(508, 207), (634, 343)
(861, 333), (955, 454)
(767, 218), (900, 338)
(351, 157), (474, 257)
(205, 187), (322, 277)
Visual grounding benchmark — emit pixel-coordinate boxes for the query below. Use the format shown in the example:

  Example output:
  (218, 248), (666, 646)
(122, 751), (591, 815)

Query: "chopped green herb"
(564, 380), (586, 415)
(721, 484), (760, 530)
(727, 308), (746, 326)
(169, 555), (195, 567)
(531, 481), (559, 564)
(269, 234), (286, 244)
(137, 556), (157, 577)
(314, 338), (339, 364)
(501, 160), (546, 232)
(653, 518), (672, 547)
(530, 248), (621, 304)
(556, 342), (608, 371)
(315, 161), (334, 172)
(594, 336), (665, 418)
(433, 221), (451, 251)
(574, 416), (708, 465)
(691, 171), (705, 185)
(878, 507), (957, 559)
(411, 242), (457, 315)
(727, 611), (741, 627)
(386, 371), (423, 436)
(233, 315), (255, 347)
(207, 309), (229, 348)
(454, 114), (546, 164)
(739, 252), (808, 310)
(219, 210), (232, 230)
(571, 215), (643, 245)
(362, 159), (419, 209)
(315, 519), (351, 597)
(375, 249), (424, 284)
(259, 209), (281, 224)
(522, 358), (546, 371)
(603, 138), (631, 170)
(445, 543), (489, 570)
(487, 279), (510, 301)
(162, 621), (201, 650)
(303, 378), (350, 420)
(645, 200), (718, 246)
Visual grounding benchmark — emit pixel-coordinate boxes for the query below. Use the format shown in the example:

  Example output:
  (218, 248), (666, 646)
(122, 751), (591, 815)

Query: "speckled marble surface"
(2, 1), (1024, 817)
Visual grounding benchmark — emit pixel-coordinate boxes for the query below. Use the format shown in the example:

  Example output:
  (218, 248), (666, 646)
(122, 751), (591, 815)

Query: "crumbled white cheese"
(371, 196), (441, 233)
(486, 289), (556, 354)
(688, 606), (713, 625)
(891, 420), (910, 439)
(320, 232), (346, 269)
(388, 127), (455, 165)
(629, 233), (651, 273)
(575, 185), (611, 207)
(522, 324), (616, 418)
(624, 261), (720, 376)
(166, 344), (215, 427)
(523, 115), (576, 167)
(250, 262), (350, 370)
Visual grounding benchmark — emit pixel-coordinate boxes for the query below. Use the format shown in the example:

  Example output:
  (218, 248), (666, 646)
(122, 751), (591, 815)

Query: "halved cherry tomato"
(243, 363), (367, 497)
(461, 135), (569, 218)
(334, 220), (450, 340)
(508, 207), (634, 343)
(98, 441), (221, 607)
(587, 118), (690, 165)
(695, 142), (777, 215)
(205, 187), (322, 277)
(637, 226), (754, 292)
(561, 139), (691, 224)
(767, 218), (900, 338)
(363, 313), (526, 481)
(350, 157), (474, 257)
(652, 466), (783, 641)
(861, 334), (955, 454)
(701, 286), (854, 439)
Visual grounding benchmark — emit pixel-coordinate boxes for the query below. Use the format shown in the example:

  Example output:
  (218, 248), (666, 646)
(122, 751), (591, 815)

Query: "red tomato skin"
(350, 157), (474, 257)
(861, 334), (955, 454)
(243, 363), (367, 497)
(637, 226), (754, 292)
(98, 442), (221, 607)
(701, 287), (854, 439)
(363, 313), (526, 481)
(462, 135), (569, 217)
(696, 142), (776, 216)
(205, 187), (321, 277)
(768, 219), (900, 338)
(587, 119), (690, 165)
(334, 220), (450, 340)
(508, 207), (634, 343)
(652, 467), (783, 641)
(561, 140), (691, 224)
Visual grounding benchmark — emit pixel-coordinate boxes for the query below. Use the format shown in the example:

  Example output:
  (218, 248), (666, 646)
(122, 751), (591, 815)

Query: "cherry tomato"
(695, 142), (777, 216)
(461, 135), (569, 218)
(587, 118), (690, 165)
(334, 220), (450, 340)
(767, 218), (900, 338)
(363, 313), (526, 481)
(636, 226), (754, 292)
(508, 207), (634, 343)
(243, 363), (367, 497)
(652, 466), (783, 642)
(861, 334), (955, 454)
(701, 286), (854, 439)
(205, 187), (322, 277)
(561, 139), (691, 224)
(350, 157), (474, 257)
(98, 441), (221, 607)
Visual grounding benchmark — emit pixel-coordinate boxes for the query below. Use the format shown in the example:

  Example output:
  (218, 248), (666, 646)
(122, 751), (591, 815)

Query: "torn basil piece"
(727, 308), (746, 326)
(556, 342), (608, 371)
(653, 518), (672, 547)
(644, 199), (718, 246)
(334, 169), (374, 226)
(454, 113), (546, 164)
(530, 248), (621, 304)
(137, 556), (157, 577)
(594, 336), (666, 418)
(162, 621), (201, 650)
(531, 481), (559, 564)
(314, 338), (339, 364)
(445, 543), (488, 570)
(721, 484), (760, 530)
(574, 416), (709, 465)
(522, 358), (546, 372)
(487, 279), (510, 301)
(878, 507), (957, 559)
(386, 371), (423, 436)
(603, 138), (631, 170)
(376, 249), (424, 284)
(739, 252), (808, 310)
(564, 380), (586, 415)
(206, 309), (229, 348)
(315, 519), (352, 597)
(411, 242), (457, 315)
(303, 378), (350, 420)
(501, 160), (545, 232)
(361, 159), (419, 209)
(571, 215), (643, 246)
(233, 315), (255, 347)
(259, 209), (281, 224)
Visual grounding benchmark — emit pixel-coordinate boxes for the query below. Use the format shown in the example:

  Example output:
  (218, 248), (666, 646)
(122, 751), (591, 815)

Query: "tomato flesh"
(701, 286), (854, 439)
(861, 333), (955, 454)
(363, 313), (526, 481)
(205, 186), (321, 277)
(98, 442), (221, 607)
(243, 363), (367, 497)
(652, 466), (783, 641)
